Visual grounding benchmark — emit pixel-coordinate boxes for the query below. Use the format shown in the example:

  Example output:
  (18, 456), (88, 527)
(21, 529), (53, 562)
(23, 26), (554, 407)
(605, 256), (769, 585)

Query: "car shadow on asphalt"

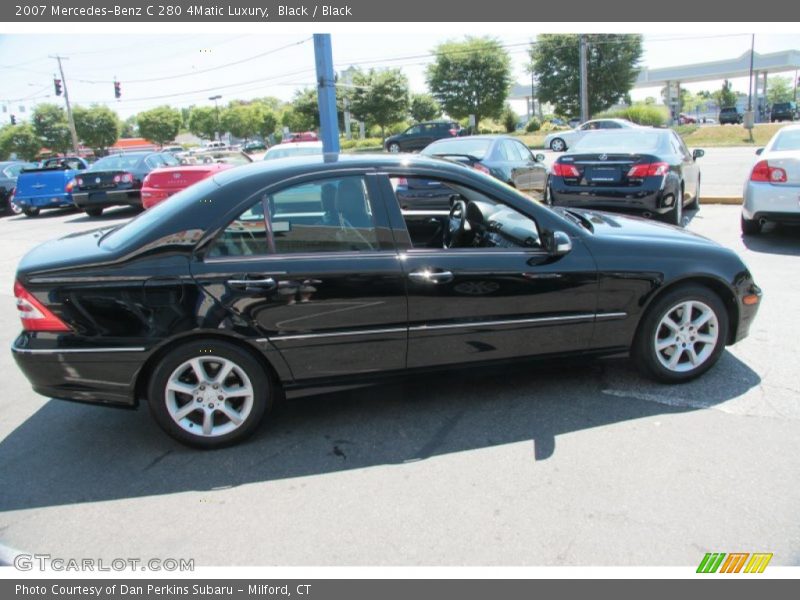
(64, 206), (141, 224)
(0, 351), (761, 512)
(5, 207), (79, 221)
(741, 224), (800, 256)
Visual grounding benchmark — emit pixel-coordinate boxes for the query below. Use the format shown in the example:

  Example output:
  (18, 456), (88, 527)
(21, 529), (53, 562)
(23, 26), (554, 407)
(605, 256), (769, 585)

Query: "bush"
(596, 104), (668, 127)
(339, 137), (384, 151)
(525, 118), (541, 133)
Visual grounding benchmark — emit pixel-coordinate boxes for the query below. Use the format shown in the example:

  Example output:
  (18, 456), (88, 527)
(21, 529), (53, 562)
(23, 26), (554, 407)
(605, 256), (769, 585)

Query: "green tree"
(409, 93), (442, 122)
(426, 36), (512, 127)
(715, 80), (737, 108)
(137, 106), (181, 147)
(500, 105), (518, 133)
(0, 124), (42, 160)
(767, 76), (794, 105)
(121, 115), (138, 138)
(531, 34), (643, 118)
(220, 104), (259, 140)
(188, 106), (219, 141)
(350, 69), (410, 137)
(252, 104), (278, 140)
(291, 88), (322, 130)
(31, 103), (71, 154)
(73, 105), (120, 154)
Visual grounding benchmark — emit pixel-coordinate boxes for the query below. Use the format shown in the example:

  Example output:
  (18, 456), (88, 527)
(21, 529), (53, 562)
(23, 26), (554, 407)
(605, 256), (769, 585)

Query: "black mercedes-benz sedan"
(72, 151), (181, 217)
(12, 154), (761, 448)
(549, 128), (704, 225)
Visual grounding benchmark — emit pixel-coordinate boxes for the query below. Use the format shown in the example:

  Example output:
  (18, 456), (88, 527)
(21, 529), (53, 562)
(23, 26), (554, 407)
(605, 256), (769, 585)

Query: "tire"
(387, 142), (400, 153)
(23, 207), (40, 217)
(147, 340), (273, 449)
(741, 214), (761, 235)
(686, 177), (700, 210)
(85, 207), (103, 217)
(8, 201), (22, 216)
(633, 285), (729, 383)
(660, 193), (682, 226)
(550, 138), (567, 152)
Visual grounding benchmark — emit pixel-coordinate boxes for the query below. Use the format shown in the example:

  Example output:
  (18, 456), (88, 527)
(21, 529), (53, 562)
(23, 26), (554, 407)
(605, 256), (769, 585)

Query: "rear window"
(264, 146), (322, 160)
(572, 131), (665, 153)
(90, 154), (144, 171)
(721, 108), (738, 113)
(99, 177), (220, 251)
(421, 138), (492, 160)
(771, 129), (800, 152)
(773, 103), (794, 111)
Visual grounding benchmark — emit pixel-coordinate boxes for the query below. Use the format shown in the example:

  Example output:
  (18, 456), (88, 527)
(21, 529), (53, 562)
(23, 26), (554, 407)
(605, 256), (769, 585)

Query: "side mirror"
(692, 149), (705, 160)
(535, 153), (546, 162)
(545, 230), (572, 257)
(755, 148), (764, 156)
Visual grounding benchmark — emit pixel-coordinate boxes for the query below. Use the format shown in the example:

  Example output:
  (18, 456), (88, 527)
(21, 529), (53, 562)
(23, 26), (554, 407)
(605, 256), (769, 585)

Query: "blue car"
(12, 156), (89, 217)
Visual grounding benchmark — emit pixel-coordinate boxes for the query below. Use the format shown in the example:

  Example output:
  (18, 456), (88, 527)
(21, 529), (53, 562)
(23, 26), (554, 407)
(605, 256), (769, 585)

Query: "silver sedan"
(543, 118), (638, 152)
(741, 124), (800, 235)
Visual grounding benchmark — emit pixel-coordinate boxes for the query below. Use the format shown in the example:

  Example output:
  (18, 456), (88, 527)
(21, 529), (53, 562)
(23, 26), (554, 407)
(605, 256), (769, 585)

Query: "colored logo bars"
(697, 552), (773, 573)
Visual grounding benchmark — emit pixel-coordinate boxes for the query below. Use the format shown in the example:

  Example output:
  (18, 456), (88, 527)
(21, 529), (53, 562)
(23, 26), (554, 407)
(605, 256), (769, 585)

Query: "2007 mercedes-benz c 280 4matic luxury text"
(12, 154), (762, 448)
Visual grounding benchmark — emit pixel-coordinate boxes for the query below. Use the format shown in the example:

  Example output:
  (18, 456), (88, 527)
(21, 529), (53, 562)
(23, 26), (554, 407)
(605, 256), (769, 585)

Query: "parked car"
(770, 102), (797, 123)
(543, 119), (638, 152)
(263, 141), (323, 160)
(393, 135), (547, 209)
(718, 107), (743, 125)
(141, 151), (252, 209)
(72, 151), (180, 217)
(282, 131), (318, 144)
(243, 140), (268, 153)
(548, 128), (703, 225)
(161, 145), (185, 154)
(678, 113), (697, 125)
(741, 124), (800, 234)
(383, 121), (462, 153)
(11, 156), (89, 217)
(0, 160), (38, 215)
(203, 141), (228, 151)
(12, 153), (761, 448)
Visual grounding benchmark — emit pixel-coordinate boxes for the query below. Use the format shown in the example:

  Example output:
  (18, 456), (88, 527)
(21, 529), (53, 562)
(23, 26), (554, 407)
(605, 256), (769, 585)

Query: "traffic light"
(54, 78), (62, 96)
(10, 114), (16, 125)
(114, 81), (121, 99)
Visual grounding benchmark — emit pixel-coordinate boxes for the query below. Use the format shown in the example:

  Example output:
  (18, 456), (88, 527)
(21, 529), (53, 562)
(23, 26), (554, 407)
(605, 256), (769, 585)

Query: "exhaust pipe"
(642, 211), (652, 218)
(759, 218), (767, 226)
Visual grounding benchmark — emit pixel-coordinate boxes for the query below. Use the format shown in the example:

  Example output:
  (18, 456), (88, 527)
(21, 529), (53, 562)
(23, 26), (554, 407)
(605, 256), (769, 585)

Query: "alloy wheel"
(653, 300), (719, 373)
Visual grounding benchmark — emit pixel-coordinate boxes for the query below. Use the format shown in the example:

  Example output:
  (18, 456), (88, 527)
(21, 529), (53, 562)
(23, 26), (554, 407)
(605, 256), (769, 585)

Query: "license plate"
(587, 167), (620, 183)
(88, 192), (107, 203)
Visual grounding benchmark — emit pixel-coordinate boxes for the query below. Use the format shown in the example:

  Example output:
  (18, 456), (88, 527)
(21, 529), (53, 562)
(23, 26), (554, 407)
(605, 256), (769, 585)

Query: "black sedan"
(549, 129), (704, 225)
(396, 135), (548, 210)
(12, 154), (761, 448)
(72, 151), (180, 217)
(0, 160), (38, 215)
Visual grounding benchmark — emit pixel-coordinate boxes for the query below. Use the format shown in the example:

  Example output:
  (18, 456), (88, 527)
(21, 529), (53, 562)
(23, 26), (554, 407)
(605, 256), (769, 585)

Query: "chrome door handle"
(408, 269), (454, 284)
(227, 277), (277, 291)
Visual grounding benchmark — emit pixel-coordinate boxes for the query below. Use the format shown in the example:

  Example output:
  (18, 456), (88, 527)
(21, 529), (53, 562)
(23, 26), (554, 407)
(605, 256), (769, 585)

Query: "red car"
(281, 131), (319, 144)
(678, 113), (697, 125)
(141, 151), (252, 209)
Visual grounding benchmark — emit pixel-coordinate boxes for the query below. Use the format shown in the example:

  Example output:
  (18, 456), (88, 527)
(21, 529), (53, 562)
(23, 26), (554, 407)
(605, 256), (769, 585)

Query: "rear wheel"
(633, 285), (728, 383)
(85, 207), (103, 217)
(741, 214), (761, 235)
(147, 340), (272, 449)
(387, 142), (400, 153)
(660, 193), (682, 226)
(23, 207), (40, 217)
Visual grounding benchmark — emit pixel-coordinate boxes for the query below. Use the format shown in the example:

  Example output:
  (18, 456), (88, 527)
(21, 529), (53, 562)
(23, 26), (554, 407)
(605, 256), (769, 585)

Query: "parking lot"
(0, 201), (798, 567)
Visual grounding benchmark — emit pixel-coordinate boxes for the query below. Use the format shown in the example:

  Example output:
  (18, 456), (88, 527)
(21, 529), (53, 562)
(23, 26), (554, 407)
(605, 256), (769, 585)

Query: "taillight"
(449, 128), (458, 136)
(627, 162), (670, 178)
(65, 179), (74, 193)
(113, 172), (133, 184)
(14, 280), (71, 332)
(142, 174), (151, 187)
(396, 177), (408, 186)
(553, 162), (581, 178)
(76, 177), (83, 186)
(751, 160), (787, 183)
(473, 163), (491, 175)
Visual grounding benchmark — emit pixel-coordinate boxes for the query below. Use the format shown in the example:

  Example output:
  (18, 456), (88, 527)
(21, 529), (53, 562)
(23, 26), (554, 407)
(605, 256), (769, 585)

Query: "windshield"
(572, 131), (665, 153)
(264, 146), (322, 160)
(771, 129), (800, 152)
(89, 154), (144, 171)
(422, 139), (492, 160)
(99, 177), (220, 251)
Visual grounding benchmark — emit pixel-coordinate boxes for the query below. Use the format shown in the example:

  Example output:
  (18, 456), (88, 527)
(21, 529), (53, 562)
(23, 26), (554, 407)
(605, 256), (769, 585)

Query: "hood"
(17, 227), (116, 276)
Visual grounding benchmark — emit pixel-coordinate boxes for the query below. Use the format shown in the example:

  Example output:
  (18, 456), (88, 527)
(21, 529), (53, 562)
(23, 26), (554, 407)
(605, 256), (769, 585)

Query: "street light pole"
(209, 95), (222, 141)
(49, 55), (79, 155)
(579, 35), (589, 123)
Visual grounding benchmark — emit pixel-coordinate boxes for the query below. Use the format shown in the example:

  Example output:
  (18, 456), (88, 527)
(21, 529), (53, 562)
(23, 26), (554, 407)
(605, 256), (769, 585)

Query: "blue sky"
(1, 32), (798, 120)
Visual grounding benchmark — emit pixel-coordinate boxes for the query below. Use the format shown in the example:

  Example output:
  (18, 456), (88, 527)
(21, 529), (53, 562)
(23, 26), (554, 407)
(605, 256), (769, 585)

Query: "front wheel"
(550, 138), (566, 152)
(147, 340), (272, 448)
(85, 207), (103, 217)
(23, 207), (40, 217)
(686, 177), (700, 210)
(387, 142), (400, 153)
(633, 285), (728, 383)
(7, 201), (23, 216)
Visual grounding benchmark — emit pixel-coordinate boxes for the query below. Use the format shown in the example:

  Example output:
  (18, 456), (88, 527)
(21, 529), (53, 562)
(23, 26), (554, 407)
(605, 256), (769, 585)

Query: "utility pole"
(313, 34), (340, 153)
(579, 35), (589, 123)
(746, 35), (755, 143)
(209, 95), (222, 141)
(50, 55), (79, 155)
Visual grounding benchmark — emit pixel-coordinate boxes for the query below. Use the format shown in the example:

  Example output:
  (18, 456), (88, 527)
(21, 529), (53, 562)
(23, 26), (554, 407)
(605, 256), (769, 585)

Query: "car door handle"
(227, 277), (277, 292)
(408, 269), (454, 284)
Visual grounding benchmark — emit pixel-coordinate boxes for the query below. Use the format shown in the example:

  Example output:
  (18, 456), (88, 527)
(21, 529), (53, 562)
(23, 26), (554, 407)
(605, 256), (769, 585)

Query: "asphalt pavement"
(0, 202), (798, 567)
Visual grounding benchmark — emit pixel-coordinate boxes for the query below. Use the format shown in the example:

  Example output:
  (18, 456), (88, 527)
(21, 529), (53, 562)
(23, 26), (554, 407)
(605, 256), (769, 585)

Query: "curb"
(701, 197), (741, 205)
